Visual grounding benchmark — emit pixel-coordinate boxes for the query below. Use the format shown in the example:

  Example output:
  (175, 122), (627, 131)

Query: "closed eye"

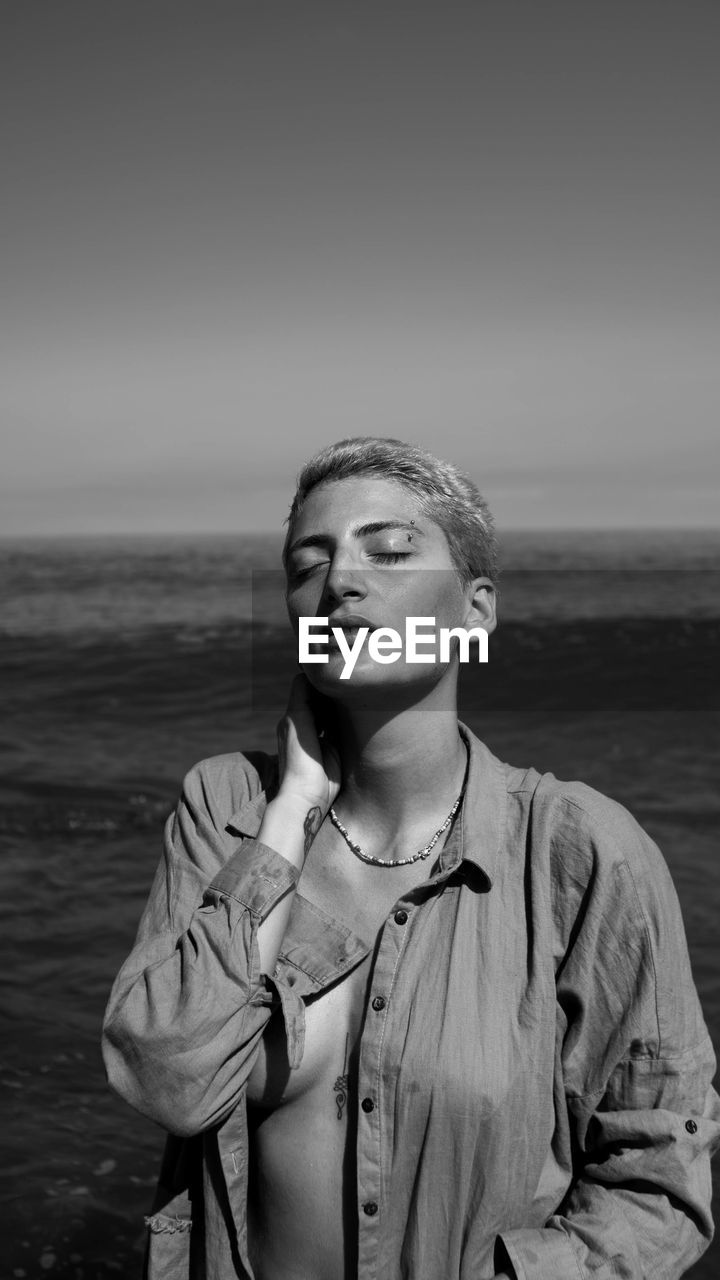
(288, 561), (329, 582)
(370, 552), (412, 564)
(288, 550), (411, 581)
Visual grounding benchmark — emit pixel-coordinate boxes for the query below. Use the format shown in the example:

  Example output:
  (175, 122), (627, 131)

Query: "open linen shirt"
(102, 727), (720, 1280)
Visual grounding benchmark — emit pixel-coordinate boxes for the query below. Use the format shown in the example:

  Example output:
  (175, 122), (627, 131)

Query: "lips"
(328, 613), (376, 632)
(306, 614), (376, 652)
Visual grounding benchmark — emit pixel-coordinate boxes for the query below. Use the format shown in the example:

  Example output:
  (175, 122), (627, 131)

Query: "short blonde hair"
(283, 437), (498, 584)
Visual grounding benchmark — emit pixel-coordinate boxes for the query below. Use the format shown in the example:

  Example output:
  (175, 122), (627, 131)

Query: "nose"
(321, 554), (368, 611)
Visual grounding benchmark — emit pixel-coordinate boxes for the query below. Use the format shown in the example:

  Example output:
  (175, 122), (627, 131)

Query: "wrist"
(260, 792), (326, 870)
(274, 784), (330, 819)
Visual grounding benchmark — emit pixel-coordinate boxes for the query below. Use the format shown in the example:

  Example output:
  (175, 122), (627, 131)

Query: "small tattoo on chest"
(333, 1034), (350, 1121)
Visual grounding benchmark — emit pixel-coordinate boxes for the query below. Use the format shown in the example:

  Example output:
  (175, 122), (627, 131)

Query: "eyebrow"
(287, 520), (424, 557)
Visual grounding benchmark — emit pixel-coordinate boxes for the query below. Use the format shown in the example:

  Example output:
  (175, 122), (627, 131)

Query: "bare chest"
(245, 951), (371, 1113)
(246, 830), (427, 1112)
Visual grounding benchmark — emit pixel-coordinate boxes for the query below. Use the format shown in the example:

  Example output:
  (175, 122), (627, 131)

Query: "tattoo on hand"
(333, 1034), (350, 1121)
(303, 806), (322, 858)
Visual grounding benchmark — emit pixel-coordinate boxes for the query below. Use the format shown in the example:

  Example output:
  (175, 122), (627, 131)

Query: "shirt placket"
(354, 875), (448, 1280)
(354, 903), (404, 1278)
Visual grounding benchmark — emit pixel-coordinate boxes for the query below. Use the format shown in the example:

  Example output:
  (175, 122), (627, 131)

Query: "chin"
(302, 657), (453, 702)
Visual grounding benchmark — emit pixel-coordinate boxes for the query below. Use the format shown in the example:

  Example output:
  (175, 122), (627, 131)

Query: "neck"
(330, 678), (467, 830)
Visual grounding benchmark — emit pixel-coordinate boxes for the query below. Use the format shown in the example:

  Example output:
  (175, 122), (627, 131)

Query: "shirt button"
(394, 909), (408, 925)
(686, 1119), (698, 1134)
(363, 1201), (378, 1216)
(371, 996), (386, 1012)
(361, 1097), (374, 1113)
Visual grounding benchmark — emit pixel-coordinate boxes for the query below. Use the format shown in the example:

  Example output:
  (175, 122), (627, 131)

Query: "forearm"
(252, 670), (340, 975)
(255, 791), (324, 976)
(102, 827), (305, 1133)
(104, 676), (337, 1133)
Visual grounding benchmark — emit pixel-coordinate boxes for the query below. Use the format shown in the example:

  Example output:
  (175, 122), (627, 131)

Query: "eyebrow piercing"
(408, 520), (415, 543)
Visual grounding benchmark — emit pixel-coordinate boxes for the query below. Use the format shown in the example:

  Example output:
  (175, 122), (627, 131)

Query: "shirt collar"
(435, 722), (507, 889)
(227, 757), (278, 837)
(227, 789), (269, 838)
(227, 722), (507, 891)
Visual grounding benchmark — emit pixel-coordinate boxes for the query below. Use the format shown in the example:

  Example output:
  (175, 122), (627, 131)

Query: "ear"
(462, 577), (497, 637)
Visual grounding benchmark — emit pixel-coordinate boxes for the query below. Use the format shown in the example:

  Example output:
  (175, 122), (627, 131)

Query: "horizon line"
(1, 524), (719, 542)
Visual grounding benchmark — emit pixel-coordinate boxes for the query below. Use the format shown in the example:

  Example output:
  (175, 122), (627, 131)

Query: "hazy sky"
(2, 1), (718, 534)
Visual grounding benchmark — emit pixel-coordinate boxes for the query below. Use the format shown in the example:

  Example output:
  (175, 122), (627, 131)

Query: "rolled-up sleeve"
(102, 759), (298, 1137)
(500, 802), (720, 1280)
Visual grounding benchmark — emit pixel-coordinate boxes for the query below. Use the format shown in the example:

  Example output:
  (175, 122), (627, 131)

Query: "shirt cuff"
(499, 1227), (581, 1280)
(206, 837), (300, 918)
